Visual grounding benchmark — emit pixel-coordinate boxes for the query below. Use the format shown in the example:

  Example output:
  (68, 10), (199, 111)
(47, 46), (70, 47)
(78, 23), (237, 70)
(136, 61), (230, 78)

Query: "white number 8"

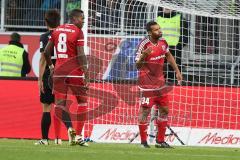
(57, 33), (67, 52)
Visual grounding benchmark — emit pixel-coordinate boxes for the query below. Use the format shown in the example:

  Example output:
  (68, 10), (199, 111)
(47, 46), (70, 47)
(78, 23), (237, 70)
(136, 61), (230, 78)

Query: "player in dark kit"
(135, 21), (182, 148)
(44, 9), (88, 146)
(35, 9), (62, 145)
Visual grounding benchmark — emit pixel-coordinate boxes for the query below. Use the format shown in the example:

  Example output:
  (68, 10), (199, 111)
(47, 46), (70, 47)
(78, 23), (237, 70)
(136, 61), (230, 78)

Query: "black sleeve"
(40, 33), (49, 53)
(40, 34), (45, 53)
(21, 50), (31, 77)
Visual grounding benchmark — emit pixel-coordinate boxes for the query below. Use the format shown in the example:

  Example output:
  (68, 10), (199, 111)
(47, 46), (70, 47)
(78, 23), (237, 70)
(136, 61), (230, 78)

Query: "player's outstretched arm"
(165, 51), (183, 84)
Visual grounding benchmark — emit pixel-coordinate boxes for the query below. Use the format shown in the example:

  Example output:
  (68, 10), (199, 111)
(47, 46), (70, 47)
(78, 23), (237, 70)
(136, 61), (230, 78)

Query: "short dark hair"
(10, 32), (21, 42)
(69, 9), (84, 20)
(45, 9), (60, 28)
(146, 21), (158, 32)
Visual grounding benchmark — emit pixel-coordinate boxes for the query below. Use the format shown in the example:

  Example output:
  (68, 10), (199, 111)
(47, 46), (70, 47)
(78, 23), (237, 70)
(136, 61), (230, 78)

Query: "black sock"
(41, 112), (51, 140)
(62, 110), (72, 129)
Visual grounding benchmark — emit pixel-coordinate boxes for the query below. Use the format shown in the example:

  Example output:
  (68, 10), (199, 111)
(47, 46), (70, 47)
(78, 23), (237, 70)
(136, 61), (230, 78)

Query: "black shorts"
(40, 69), (55, 104)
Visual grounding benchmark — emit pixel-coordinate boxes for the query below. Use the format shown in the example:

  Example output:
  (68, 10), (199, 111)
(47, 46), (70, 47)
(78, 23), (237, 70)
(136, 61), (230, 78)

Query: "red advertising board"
(0, 79), (240, 139)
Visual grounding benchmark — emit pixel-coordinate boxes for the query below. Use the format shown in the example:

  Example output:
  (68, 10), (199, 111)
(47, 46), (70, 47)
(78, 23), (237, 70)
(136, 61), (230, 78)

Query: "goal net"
(84, 0), (240, 143)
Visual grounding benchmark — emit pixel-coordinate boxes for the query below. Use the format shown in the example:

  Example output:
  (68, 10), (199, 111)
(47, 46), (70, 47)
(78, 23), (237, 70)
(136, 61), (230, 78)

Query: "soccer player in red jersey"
(44, 9), (88, 146)
(135, 21), (182, 148)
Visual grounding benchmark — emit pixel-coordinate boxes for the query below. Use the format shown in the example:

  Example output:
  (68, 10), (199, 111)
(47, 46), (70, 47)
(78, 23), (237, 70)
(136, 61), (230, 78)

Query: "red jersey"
(49, 24), (84, 76)
(135, 37), (169, 89)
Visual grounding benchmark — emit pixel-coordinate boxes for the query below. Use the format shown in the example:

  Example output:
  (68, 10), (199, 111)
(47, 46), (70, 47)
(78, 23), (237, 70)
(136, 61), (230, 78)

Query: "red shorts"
(139, 90), (169, 108)
(53, 76), (87, 102)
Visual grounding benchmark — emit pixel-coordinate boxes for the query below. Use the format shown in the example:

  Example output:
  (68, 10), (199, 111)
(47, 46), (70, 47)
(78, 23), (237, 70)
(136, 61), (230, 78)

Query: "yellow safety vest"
(0, 45), (24, 77)
(157, 14), (181, 46)
(66, 2), (81, 12)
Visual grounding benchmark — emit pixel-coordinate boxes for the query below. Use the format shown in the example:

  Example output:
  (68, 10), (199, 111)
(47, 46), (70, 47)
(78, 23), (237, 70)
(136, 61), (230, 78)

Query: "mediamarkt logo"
(98, 128), (136, 141)
(98, 128), (177, 142)
(198, 132), (240, 144)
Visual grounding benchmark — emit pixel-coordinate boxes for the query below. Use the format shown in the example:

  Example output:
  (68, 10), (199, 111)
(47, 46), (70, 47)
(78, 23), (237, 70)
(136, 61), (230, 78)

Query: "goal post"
(81, 0), (89, 55)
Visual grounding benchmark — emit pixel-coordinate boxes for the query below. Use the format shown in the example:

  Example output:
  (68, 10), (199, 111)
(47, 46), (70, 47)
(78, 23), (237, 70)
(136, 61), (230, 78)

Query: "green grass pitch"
(0, 139), (239, 160)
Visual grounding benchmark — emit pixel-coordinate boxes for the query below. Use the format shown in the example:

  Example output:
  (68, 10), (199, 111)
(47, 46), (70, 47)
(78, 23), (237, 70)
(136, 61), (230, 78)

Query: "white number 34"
(140, 97), (150, 105)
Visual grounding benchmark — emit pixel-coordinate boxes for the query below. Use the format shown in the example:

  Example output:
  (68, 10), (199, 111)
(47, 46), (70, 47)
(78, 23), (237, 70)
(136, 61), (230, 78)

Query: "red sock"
(53, 106), (61, 139)
(156, 119), (168, 142)
(76, 104), (87, 135)
(139, 122), (148, 143)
